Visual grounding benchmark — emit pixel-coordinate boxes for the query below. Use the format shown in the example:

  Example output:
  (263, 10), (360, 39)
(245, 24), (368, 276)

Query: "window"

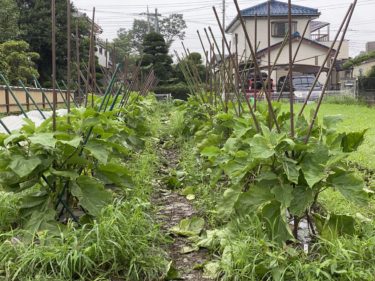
(271, 22), (297, 37)
(99, 47), (103, 54)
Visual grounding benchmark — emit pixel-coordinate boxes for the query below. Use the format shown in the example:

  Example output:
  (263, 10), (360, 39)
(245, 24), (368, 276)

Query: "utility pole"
(147, 6), (151, 32)
(155, 8), (159, 33)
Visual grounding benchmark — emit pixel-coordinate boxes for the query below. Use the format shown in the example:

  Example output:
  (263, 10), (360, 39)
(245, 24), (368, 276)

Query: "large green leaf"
(9, 155), (42, 178)
(201, 146), (221, 159)
(58, 136), (82, 148)
(29, 133), (56, 148)
(289, 186), (315, 216)
(85, 140), (110, 164)
(314, 213), (355, 240)
(250, 135), (275, 159)
(170, 216), (205, 237)
(4, 133), (26, 146)
(328, 170), (368, 205)
(217, 187), (240, 219)
(300, 146), (329, 188)
(73, 175), (113, 217)
(51, 169), (79, 180)
(271, 184), (293, 207)
(281, 157), (300, 184)
(23, 209), (61, 235)
(261, 201), (294, 244)
(234, 185), (274, 215)
(341, 130), (367, 152)
(96, 162), (133, 188)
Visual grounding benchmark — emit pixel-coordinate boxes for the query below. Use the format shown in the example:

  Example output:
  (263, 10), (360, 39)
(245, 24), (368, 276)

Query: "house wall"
(231, 17), (312, 60)
(95, 44), (111, 68)
(258, 40), (331, 84)
(353, 60), (375, 77)
(321, 40), (349, 60)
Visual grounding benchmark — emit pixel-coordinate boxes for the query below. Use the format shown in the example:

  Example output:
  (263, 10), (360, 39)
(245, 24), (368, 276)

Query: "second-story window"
(272, 22), (297, 37)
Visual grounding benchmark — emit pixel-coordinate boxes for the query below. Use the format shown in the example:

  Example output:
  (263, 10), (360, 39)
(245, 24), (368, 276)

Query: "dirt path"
(153, 144), (211, 280)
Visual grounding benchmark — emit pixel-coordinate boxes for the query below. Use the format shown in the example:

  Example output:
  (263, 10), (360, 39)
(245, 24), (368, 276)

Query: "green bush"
(154, 83), (190, 100)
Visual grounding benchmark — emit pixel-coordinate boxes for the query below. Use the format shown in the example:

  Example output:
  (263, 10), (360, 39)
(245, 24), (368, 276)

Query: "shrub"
(154, 83), (191, 100)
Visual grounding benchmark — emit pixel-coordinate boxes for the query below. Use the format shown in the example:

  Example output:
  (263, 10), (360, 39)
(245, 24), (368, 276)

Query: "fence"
(358, 77), (375, 104)
(0, 85), (67, 114)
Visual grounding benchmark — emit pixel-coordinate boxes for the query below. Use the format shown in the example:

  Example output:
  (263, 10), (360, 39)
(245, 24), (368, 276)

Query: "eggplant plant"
(0, 96), (155, 234)
(192, 101), (368, 244)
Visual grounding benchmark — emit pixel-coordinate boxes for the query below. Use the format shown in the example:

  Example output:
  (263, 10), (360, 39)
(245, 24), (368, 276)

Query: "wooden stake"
(52, 0), (57, 131)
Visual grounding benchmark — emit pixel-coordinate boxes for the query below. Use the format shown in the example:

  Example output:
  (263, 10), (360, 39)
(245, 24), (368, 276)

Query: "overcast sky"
(73, 0), (375, 57)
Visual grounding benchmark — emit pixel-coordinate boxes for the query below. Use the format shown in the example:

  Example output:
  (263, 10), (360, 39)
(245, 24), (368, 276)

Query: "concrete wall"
(230, 17), (312, 60)
(0, 86), (66, 113)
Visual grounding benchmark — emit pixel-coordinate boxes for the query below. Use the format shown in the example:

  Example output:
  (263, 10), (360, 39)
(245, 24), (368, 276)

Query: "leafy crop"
(0, 94), (156, 234)
(182, 98), (369, 244)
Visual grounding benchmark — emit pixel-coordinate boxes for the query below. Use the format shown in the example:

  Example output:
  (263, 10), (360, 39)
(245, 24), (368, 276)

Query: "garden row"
(164, 95), (375, 280)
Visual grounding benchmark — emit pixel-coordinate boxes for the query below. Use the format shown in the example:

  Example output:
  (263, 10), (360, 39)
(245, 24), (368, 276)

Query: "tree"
(16, 0), (90, 86)
(367, 65), (375, 78)
(175, 52), (206, 83)
(112, 14), (187, 55)
(0, 0), (20, 42)
(0, 40), (39, 85)
(141, 32), (173, 84)
(160, 14), (187, 46)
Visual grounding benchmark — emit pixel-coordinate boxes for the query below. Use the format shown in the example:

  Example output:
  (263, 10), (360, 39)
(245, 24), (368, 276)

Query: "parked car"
(245, 72), (274, 99)
(277, 75), (322, 101)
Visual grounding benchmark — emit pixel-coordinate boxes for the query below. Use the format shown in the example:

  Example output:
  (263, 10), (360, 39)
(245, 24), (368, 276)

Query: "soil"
(153, 143), (211, 280)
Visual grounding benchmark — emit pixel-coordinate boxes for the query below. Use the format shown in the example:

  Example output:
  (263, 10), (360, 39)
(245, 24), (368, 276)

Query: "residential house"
(225, 0), (349, 89)
(73, 11), (111, 69)
(353, 58), (375, 77)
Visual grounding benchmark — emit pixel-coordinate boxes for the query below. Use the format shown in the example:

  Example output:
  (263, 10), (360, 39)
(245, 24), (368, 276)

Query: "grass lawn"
(294, 103), (375, 217)
(296, 103), (375, 170)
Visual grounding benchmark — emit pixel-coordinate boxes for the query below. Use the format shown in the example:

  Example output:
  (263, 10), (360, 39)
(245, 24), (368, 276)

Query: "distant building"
(95, 40), (111, 69)
(353, 58), (375, 78)
(366, 41), (375, 53)
(73, 11), (111, 69)
(225, 0), (350, 89)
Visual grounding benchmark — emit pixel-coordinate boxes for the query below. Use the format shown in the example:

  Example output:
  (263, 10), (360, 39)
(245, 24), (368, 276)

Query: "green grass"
(294, 103), (375, 170)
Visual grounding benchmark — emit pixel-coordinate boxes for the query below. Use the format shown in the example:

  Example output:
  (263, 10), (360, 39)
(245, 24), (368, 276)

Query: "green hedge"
(154, 83), (191, 100)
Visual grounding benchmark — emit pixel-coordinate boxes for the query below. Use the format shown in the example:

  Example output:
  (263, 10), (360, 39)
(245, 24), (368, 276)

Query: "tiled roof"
(226, 0), (320, 32)
(241, 0), (320, 17)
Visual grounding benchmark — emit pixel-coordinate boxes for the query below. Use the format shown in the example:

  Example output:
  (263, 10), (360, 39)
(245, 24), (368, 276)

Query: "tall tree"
(0, 0), (20, 43)
(0, 40), (39, 85)
(141, 32), (173, 84)
(175, 52), (206, 83)
(160, 14), (187, 46)
(112, 14), (187, 56)
(16, 0), (90, 86)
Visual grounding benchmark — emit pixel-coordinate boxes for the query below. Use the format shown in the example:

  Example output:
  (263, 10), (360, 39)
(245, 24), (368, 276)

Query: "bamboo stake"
(75, 22), (81, 105)
(52, 0), (57, 131)
(288, 0), (294, 137)
(305, 1), (356, 144)
(67, 0), (71, 115)
(233, 0), (280, 132)
(213, 6), (260, 132)
(299, 3), (354, 116)
(276, 21), (311, 101)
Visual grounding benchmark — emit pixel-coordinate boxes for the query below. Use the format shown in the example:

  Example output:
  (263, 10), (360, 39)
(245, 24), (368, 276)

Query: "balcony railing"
(311, 34), (329, 42)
